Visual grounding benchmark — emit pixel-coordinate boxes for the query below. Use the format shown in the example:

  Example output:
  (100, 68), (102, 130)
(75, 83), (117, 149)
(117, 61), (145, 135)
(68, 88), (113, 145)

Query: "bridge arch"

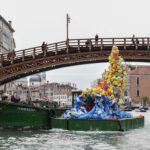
(0, 37), (150, 85)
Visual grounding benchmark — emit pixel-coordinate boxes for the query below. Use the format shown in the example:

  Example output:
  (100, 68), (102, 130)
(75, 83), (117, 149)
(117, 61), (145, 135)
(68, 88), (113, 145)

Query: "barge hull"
(0, 102), (51, 129)
(51, 117), (144, 131)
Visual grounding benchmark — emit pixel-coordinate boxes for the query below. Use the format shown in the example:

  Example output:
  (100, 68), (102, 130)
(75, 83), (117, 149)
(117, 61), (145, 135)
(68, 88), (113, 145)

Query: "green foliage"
(142, 96), (149, 101)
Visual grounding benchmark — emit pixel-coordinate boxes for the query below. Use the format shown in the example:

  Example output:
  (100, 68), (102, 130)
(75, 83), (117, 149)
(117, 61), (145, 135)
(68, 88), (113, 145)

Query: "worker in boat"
(10, 94), (15, 102)
(2, 93), (10, 103)
(11, 94), (20, 103)
(16, 95), (21, 103)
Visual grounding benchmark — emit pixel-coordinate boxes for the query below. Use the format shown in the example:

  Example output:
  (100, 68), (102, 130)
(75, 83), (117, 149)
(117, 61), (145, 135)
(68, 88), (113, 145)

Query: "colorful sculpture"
(63, 45), (132, 119)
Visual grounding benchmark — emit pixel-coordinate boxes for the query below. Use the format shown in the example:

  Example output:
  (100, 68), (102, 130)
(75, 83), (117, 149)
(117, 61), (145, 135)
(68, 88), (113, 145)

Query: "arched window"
(136, 77), (139, 86)
(136, 89), (140, 97)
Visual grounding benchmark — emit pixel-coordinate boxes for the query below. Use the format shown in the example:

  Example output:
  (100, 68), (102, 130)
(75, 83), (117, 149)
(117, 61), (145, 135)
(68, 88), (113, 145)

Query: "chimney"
(8, 20), (12, 27)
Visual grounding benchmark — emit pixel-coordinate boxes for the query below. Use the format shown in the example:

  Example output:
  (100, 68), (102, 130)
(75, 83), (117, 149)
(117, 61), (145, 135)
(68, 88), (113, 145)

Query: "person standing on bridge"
(136, 38), (139, 46)
(85, 40), (89, 47)
(142, 38), (145, 46)
(42, 42), (47, 57)
(95, 34), (99, 46)
(132, 34), (135, 45)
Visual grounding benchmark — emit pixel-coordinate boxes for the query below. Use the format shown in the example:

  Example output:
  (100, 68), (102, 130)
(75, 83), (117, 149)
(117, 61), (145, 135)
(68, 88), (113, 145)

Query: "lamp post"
(66, 14), (70, 51)
(66, 14), (70, 41)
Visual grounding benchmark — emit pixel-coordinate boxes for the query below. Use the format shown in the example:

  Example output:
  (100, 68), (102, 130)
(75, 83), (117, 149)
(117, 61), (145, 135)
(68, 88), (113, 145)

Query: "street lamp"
(66, 14), (71, 51)
(66, 13), (71, 41)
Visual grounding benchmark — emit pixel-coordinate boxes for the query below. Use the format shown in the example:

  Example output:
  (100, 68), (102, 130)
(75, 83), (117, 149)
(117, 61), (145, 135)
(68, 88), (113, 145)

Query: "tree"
(142, 96), (149, 107)
(142, 96), (149, 101)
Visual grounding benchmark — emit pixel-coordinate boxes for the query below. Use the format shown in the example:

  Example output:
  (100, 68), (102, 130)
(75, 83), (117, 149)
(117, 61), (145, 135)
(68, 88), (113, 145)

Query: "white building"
(0, 15), (15, 53)
(53, 91), (72, 107)
(29, 72), (46, 87)
(15, 77), (28, 87)
(40, 82), (77, 107)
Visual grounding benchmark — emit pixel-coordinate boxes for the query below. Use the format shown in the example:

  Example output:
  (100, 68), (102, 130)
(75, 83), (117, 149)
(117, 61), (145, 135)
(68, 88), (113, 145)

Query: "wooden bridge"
(0, 37), (150, 85)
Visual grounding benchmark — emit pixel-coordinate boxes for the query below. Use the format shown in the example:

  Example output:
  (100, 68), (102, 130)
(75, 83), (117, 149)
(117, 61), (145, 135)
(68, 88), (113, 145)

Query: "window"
(124, 90), (127, 96)
(136, 77), (139, 86)
(136, 89), (140, 97)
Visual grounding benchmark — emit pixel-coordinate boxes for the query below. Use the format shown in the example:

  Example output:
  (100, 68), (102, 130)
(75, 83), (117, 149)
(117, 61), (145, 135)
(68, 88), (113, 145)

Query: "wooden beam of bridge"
(0, 37), (150, 85)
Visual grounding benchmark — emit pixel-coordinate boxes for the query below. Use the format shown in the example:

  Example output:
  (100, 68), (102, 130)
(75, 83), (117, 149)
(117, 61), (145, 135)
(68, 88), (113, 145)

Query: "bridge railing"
(0, 37), (150, 66)
(69, 38), (149, 47)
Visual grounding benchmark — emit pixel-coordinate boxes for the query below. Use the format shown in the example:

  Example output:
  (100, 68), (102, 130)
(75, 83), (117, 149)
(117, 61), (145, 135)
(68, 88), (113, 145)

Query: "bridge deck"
(0, 37), (150, 67)
(0, 37), (150, 85)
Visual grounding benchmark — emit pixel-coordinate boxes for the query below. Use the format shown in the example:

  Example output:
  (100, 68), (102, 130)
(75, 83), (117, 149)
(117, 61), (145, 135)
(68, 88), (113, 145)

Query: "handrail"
(0, 37), (150, 66)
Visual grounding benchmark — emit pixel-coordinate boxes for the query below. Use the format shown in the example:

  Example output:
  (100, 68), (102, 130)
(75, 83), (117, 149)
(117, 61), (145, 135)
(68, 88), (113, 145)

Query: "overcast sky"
(1, 0), (150, 89)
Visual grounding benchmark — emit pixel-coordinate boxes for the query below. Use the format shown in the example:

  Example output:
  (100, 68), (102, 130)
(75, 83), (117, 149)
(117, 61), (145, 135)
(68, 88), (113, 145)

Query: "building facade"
(53, 91), (72, 107)
(127, 65), (150, 107)
(29, 72), (46, 87)
(0, 15), (15, 53)
(15, 77), (28, 87)
(29, 87), (40, 101)
(40, 82), (77, 107)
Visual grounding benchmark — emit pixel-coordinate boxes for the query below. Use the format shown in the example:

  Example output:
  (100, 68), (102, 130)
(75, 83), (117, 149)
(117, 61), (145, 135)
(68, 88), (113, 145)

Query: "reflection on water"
(0, 111), (150, 150)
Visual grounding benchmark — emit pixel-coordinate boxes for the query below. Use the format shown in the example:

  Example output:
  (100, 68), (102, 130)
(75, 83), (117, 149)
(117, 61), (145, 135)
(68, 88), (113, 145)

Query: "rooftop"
(0, 15), (15, 32)
(128, 65), (150, 75)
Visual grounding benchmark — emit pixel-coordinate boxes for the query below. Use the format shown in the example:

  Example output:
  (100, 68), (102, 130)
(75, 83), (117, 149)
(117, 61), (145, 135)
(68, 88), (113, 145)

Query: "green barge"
(51, 117), (144, 131)
(0, 101), (144, 131)
(0, 101), (67, 130)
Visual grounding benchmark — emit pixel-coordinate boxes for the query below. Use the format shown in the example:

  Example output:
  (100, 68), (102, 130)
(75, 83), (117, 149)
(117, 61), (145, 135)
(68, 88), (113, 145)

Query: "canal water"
(0, 111), (150, 150)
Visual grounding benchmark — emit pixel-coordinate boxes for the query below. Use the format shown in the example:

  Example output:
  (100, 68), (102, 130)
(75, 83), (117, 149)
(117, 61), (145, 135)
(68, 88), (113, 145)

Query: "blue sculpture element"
(62, 93), (132, 120)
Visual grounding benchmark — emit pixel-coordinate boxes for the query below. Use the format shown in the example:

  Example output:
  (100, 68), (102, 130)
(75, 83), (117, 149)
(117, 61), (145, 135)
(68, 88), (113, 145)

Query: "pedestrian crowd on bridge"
(131, 35), (145, 46)
(85, 34), (99, 48)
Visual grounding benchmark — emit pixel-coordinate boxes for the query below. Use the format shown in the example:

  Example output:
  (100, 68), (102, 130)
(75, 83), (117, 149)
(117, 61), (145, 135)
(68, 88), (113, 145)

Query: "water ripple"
(0, 111), (150, 150)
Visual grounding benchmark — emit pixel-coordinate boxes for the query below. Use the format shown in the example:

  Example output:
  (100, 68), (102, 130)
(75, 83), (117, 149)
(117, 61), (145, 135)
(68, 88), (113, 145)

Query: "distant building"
(14, 85), (28, 102)
(127, 65), (150, 107)
(90, 79), (99, 87)
(53, 91), (72, 107)
(40, 82), (77, 107)
(0, 81), (28, 102)
(29, 72), (46, 87)
(15, 77), (28, 87)
(29, 87), (40, 101)
(0, 15), (15, 53)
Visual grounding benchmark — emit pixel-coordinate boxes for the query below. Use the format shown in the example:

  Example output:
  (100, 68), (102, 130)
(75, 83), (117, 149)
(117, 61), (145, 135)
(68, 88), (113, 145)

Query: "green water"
(0, 111), (150, 150)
